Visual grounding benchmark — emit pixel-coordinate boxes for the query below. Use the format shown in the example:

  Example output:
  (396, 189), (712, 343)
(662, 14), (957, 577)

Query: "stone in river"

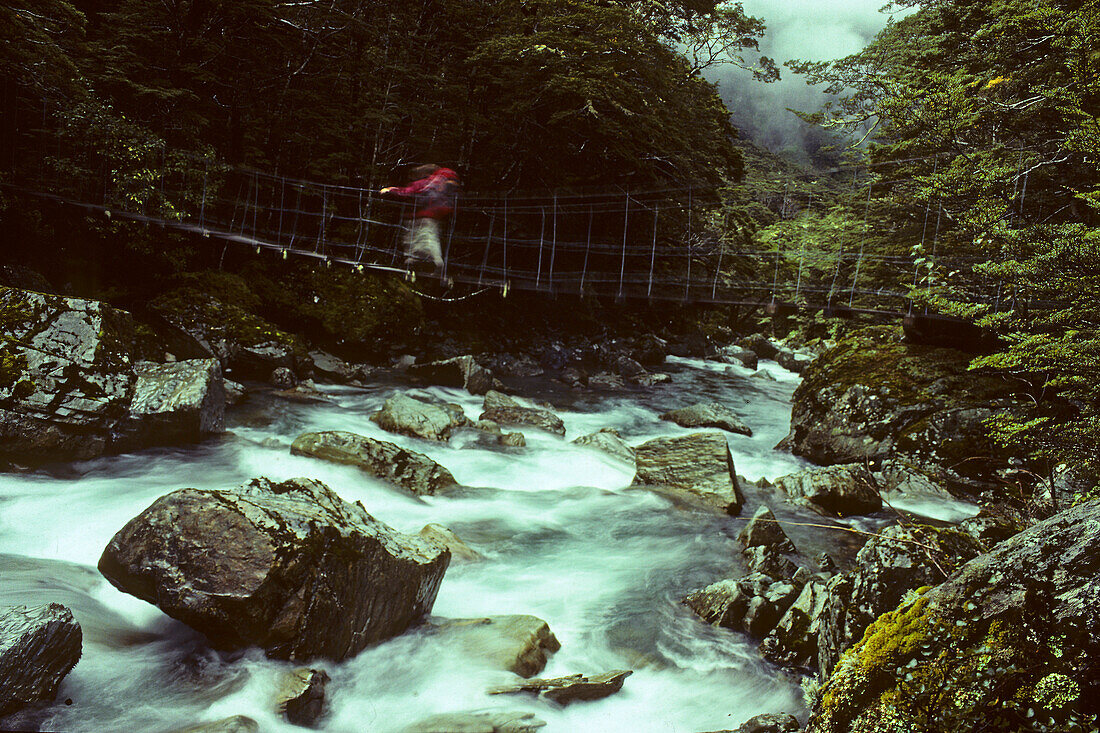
(402, 710), (546, 732)
(98, 477), (450, 661)
(0, 603), (82, 716)
(634, 432), (744, 515)
(291, 430), (458, 496)
(660, 402), (752, 436)
(428, 615), (561, 677)
(489, 670), (632, 705)
(372, 392), (472, 442)
(479, 391), (565, 436)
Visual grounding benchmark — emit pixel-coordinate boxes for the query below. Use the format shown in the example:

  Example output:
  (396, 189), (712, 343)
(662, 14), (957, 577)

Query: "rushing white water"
(1, 356), (823, 732)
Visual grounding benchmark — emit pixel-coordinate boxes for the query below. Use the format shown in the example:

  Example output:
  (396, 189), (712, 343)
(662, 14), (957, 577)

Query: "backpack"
(419, 169), (459, 218)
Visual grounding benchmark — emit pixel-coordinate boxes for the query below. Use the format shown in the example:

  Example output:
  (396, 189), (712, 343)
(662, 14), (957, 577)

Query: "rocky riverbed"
(3, 283), (1097, 733)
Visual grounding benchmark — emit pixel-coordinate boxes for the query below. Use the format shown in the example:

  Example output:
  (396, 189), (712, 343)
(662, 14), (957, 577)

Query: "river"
(1, 355), (822, 732)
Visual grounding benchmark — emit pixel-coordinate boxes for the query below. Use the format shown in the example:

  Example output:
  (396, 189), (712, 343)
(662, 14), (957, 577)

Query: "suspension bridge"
(1, 137), (1014, 330)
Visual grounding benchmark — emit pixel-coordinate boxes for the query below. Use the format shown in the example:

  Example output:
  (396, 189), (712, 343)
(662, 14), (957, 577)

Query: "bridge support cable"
(849, 183), (873, 307)
(649, 205), (658, 300)
(619, 193), (630, 300)
(908, 157), (938, 315)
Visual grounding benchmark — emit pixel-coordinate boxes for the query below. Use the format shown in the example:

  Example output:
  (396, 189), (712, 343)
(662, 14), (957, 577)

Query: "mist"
(704, 0), (906, 166)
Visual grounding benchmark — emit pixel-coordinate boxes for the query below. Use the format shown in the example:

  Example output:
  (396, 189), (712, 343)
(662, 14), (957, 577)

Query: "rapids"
(2, 356), (824, 732)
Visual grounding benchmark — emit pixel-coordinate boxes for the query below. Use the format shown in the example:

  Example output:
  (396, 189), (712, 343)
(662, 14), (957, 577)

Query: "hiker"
(381, 164), (459, 277)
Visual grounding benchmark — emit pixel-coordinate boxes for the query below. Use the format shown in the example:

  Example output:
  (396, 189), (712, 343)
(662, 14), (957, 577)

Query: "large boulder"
(634, 433), (744, 515)
(1, 287), (135, 464)
(780, 326), (1018, 479)
(683, 573), (801, 638)
(98, 477), (450, 661)
(479, 391), (565, 436)
(738, 505), (797, 554)
(816, 523), (982, 675)
(148, 288), (309, 381)
(307, 350), (353, 383)
(371, 392), (472, 442)
(807, 502), (1100, 733)
(429, 615), (560, 677)
(773, 464), (883, 517)
(760, 578), (830, 670)
(660, 402), (752, 437)
(120, 359), (225, 448)
(408, 355), (497, 395)
(291, 431), (458, 496)
(0, 603), (83, 716)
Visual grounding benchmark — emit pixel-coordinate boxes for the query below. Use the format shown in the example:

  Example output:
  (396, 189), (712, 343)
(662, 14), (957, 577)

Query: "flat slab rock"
(571, 428), (636, 469)
(98, 477), (450, 661)
(428, 615), (561, 677)
(291, 430), (458, 496)
(660, 402), (752, 436)
(372, 392), (472, 442)
(773, 464), (882, 517)
(0, 603), (83, 716)
(402, 710), (546, 733)
(479, 391), (565, 436)
(489, 669), (632, 705)
(408, 355), (497, 395)
(634, 432), (744, 515)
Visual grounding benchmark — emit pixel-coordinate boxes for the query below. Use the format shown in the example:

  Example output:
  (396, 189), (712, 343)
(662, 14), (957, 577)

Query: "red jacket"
(387, 168), (458, 219)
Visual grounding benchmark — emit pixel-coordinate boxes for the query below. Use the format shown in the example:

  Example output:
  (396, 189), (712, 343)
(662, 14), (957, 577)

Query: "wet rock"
(172, 716), (259, 733)
(431, 615), (560, 677)
(816, 523), (982, 675)
(419, 524), (483, 563)
(773, 464), (882, 517)
(781, 326), (1018, 479)
(271, 366), (297, 389)
(98, 477), (450, 661)
(559, 367), (588, 388)
(775, 348), (813, 374)
(224, 379), (247, 406)
(0, 287), (135, 464)
(742, 545), (800, 581)
(740, 334), (781, 361)
(738, 505), (797, 554)
(402, 710), (546, 733)
(807, 501), (1100, 733)
(487, 353), (543, 378)
(489, 669), (632, 705)
(736, 712), (801, 733)
(634, 432), (743, 515)
(119, 359), (225, 448)
(629, 334), (667, 366)
(275, 667), (329, 726)
(587, 372), (625, 389)
(631, 372), (671, 387)
(291, 431), (458, 496)
(761, 579), (829, 669)
(308, 350), (353, 383)
(612, 355), (647, 380)
(372, 392), (472, 442)
(683, 573), (799, 638)
(750, 370), (777, 381)
(499, 432), (525, 447)
(661, 402), (752, 437)
(272, 380), (333, 404)
(409, 355), (498, 395)
(571, 428), (636, 469)
(149, 289), (308, 381)
(0, 603), (82, 716)
(479, 391), (565, 436)
(718, 345), (758, 370)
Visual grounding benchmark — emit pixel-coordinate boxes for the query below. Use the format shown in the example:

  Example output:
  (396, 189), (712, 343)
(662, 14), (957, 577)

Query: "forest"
(1, 1), (1099, 731)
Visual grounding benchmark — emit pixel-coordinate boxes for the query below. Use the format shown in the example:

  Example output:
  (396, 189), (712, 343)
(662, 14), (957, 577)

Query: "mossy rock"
(807, 501), (1100, 733)
(784, 326), (1019, 476)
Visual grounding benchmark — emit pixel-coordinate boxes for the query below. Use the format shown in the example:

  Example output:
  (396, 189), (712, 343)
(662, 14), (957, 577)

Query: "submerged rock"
(661, 402), (752, 436)
(291, 431), (458, 496)
(402, 710), (546, 733)
(634, 432), (743, 515)
(372, 392), (472, 442)
(773, 464), (882, 517)
(172, 716), (259, 733)
(489, 670), (632, 705)
(0, 603), (82, 716)
(409, 355), (498, 395)
(275, 667), (329, 726)
(98, 477), (450, 661)
(479, 391), (565, 436)
(419, 524), (483, 563)
(430, 615), (561, 677)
